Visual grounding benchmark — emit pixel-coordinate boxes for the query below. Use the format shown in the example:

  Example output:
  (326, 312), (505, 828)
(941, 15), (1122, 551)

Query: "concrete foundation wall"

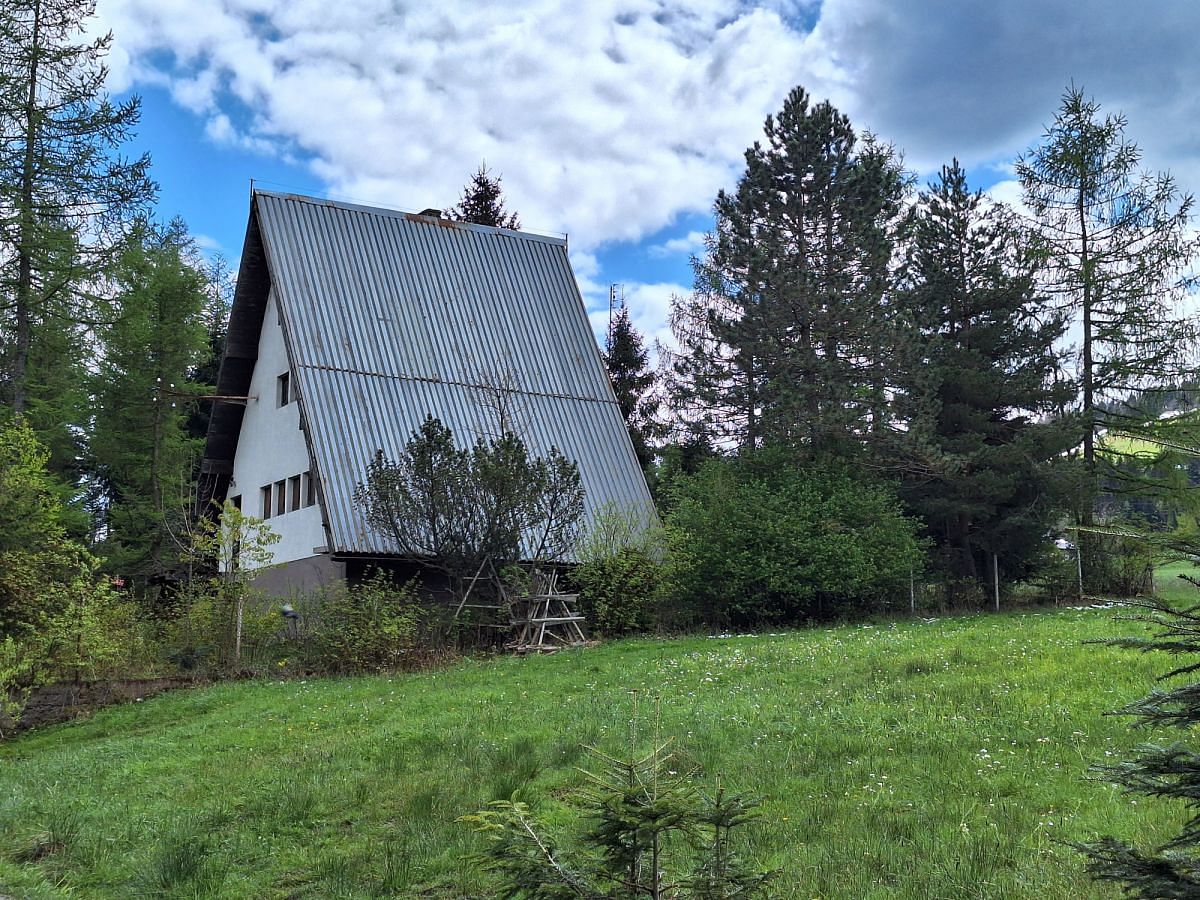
(248, 554), (347, 597)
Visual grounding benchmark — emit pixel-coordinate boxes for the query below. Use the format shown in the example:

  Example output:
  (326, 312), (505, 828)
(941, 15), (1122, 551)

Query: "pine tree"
(669, 86), (906, 456)
(1077, 583), (1200, 896)
(1016, 86), (1198, 525)
(0, 0), (155, 467)
(604, 304), (660, 469)
(186, 254), (233, 446)
(450, 163), (520, 229)
(90, 220), (210, 586)
(892, 162), (1077, 594)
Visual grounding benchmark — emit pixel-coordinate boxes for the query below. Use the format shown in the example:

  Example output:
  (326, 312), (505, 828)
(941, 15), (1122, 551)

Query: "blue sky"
(96, 0), (1200, 348)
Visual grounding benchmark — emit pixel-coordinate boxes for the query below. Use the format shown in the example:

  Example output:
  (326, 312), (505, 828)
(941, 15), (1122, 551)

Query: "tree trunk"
(13, 0), (43, 415)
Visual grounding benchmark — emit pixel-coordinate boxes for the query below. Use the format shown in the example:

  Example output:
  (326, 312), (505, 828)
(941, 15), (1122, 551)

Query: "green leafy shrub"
(305, 573), (425, 674)
(662, 456), (925, 627)
(574, 548), (661, 637)
(573, 504), (663, 637)
(0, 419), (156, 721)
(159, 582), (282, 676)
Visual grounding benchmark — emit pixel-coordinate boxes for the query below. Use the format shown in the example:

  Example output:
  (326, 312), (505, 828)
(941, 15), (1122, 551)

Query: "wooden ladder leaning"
(507, 568), (588, 654)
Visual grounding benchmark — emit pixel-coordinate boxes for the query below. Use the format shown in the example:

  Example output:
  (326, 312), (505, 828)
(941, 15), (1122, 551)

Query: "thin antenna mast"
(607, 283), (624, 348)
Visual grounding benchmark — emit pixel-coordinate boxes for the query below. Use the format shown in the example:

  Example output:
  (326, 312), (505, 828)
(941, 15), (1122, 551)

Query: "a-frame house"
(199, 190), (653, 592)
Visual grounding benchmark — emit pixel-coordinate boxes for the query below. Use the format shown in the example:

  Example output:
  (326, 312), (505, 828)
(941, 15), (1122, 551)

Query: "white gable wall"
(228, 289), (326, 568)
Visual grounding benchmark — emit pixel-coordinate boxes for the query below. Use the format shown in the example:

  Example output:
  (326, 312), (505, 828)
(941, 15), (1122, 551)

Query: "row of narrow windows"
(259, 472), (317, 519)
(226, 472), (317, 520)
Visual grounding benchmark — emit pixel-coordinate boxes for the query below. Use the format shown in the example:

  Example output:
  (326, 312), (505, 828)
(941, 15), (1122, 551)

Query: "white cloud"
(91, 0), (1200, 347)
(983, 179), (1027, 216)
(649, 230), (708, 258)
(95, 0), (836, 253)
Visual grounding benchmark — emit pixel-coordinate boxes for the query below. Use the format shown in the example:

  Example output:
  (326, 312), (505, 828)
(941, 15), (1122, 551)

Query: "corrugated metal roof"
(251, 190), (654, 556)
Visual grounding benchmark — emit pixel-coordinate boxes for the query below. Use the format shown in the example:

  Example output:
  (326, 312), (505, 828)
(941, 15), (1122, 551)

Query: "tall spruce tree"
(604, 304), (660, 469)
(0, 0), (154, 477)
(1016, 87), (1198, 525)
(450, 162), (520, 229)
(90, 220), (210, 585)
(669, 86), (906, 456)
(893, 162), (1077, 593)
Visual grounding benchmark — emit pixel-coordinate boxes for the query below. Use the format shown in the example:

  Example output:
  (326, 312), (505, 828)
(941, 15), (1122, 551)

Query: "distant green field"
(0, 605), (1190, 898)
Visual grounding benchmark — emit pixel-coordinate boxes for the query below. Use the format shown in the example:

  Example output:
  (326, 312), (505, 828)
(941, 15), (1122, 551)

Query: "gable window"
(260, 485), (272, 519)
(277, 372), (291, 407)
(289, 475), (301, 512)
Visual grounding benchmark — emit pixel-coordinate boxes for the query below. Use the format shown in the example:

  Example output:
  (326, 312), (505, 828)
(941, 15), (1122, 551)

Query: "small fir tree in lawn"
(1079, 581), (1200, 896)
(604, 304), (661, 470)
(462, 734), (772, 898)
(451, 162), (521, 229)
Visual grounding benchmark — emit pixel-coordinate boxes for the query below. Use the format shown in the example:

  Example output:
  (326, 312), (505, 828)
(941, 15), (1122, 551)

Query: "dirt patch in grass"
(2, 677), (204, 737)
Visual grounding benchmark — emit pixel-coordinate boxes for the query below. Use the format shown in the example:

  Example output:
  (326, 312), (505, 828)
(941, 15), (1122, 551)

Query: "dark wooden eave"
(197, 200), (272, 513)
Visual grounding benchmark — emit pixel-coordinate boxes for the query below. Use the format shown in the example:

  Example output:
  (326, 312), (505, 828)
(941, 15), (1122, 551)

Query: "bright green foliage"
(663, 455), (924, 626)
(1078, 585), (1200, 896)
(574, 503), (663, 636)
(91, 220), (213, 584)
(183, 502), (279, 672)
(305, 573), (425, 674)
(892, 162), (1078, 594)
(574, 547), (662, 637)
(0, 418), (145, 721)
(463, 737), (771, 899)
(0, 415), (65, 560)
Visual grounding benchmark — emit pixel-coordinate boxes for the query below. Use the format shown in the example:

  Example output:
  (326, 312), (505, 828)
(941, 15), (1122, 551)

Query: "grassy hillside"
(0, 605), (1190, 898)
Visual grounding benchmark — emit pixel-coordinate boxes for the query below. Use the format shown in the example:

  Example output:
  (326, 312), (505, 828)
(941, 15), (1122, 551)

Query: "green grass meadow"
(0, 603), (1193, 898)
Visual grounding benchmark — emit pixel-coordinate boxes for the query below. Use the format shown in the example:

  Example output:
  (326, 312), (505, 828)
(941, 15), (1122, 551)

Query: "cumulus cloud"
(587, 280), (688, 358)
(91, 0), (1200, 346)
(94, 0), (837, 252)
(649, 230), (708, 258)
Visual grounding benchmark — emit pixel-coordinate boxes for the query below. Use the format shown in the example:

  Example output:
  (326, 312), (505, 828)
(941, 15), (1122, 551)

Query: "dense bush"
(304, 573), (426, 673)
(572, 504), (663, 637)
(0, 419), (155, 722)
(661, 456), (925, 627)
(574, 547), (661, 637)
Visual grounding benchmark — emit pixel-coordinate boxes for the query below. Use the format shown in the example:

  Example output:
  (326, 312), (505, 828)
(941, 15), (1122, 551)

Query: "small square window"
(260, 485), (272, 519)
(289, 475), (301, 512)
(275, 480), (286, 516)
(229, 494), (241, 512)
(277, 372), (291, 407)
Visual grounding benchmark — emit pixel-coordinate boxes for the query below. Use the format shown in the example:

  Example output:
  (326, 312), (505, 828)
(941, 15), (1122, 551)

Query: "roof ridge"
(252, 189), (568, 247)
